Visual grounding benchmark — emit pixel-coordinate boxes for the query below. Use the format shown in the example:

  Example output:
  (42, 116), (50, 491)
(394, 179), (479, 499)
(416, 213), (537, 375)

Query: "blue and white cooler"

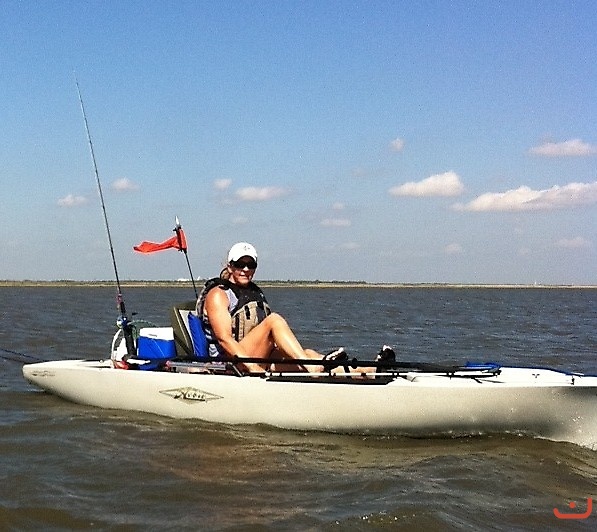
(135, 327), (177, 370)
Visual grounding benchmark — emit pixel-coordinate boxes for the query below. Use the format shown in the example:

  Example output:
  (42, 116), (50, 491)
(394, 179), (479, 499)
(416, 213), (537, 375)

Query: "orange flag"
(133, 229), (187, 253)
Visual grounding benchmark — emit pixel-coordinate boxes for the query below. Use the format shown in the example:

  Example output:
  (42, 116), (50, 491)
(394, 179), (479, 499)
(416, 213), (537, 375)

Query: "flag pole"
(174, 217), (198, 298)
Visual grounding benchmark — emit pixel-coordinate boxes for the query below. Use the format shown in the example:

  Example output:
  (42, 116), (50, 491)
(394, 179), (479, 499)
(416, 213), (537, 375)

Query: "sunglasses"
(230, 259), (257, 270)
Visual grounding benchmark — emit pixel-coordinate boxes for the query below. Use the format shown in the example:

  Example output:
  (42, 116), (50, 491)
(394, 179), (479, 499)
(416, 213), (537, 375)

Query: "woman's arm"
(203, 287), (246, 357)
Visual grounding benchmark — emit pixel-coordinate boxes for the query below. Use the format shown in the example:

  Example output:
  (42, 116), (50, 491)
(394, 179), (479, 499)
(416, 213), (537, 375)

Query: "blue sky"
(1, 1), (596, 284)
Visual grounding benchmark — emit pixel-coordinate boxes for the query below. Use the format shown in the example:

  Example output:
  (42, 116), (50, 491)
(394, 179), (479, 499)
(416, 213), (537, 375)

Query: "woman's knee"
(263, 312), (289, 329)
(244, 313), (287, 342)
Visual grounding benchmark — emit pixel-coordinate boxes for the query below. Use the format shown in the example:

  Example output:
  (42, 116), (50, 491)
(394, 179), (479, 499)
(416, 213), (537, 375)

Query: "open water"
(1, 286), (596, 530)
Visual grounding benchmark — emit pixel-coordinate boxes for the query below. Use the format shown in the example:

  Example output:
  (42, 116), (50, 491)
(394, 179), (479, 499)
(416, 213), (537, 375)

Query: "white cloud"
(389, 137), (405, 152)
(57, 194), (88, 207)
(389, 171), (464, 197)
(214, 178), (232, 190)
(321, 218), (351, 227)
(235, 186), (288, 201)
(351, 167), (369, 179)
(111, 177), (139, 192)
(444, 243), (463, 255)
(332, 202), (345, 211)
(453, 181), (597, 212)
(529, 139), (597, 157)
(555, 237), (592, 249)
(232, 216), (248, 225)
(340, 241), (360, 250)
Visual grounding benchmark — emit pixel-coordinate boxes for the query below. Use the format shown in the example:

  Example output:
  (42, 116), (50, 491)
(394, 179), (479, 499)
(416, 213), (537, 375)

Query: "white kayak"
(22, 356), (597, 449)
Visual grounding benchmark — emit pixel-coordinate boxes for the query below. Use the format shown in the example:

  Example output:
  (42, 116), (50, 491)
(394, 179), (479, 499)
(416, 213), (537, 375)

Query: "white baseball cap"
(227, 242), (258, 263)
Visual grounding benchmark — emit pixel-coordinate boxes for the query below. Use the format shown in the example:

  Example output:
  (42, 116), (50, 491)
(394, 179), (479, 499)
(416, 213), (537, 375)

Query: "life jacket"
(197, 277), (272, 343)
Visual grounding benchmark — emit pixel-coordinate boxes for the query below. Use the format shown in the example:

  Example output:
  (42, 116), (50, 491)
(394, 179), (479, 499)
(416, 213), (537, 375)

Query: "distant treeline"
(0, 280), (594, 289)
(0, 279), (370, 288)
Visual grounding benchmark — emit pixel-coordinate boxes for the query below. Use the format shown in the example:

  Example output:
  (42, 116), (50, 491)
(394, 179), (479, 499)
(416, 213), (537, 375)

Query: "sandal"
(375, 345), (396, 363)
(323, 347), (348, 362)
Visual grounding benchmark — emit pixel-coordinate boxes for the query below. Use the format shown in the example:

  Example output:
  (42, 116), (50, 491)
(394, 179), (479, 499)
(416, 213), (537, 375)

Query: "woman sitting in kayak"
(197, 242), (349, 373)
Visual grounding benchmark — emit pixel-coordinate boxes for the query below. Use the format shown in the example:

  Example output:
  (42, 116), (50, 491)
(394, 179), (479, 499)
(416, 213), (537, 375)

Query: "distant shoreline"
(0, 280), (595, 289)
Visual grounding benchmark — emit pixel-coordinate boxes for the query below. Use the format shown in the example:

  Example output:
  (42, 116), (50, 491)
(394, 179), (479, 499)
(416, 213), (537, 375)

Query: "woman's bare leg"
(239, 313), (323, 372)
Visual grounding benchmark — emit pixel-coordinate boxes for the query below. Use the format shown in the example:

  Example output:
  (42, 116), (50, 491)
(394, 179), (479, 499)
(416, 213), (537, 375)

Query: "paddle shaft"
(0, 347), (44, 364)
(223, 356), (488, 374)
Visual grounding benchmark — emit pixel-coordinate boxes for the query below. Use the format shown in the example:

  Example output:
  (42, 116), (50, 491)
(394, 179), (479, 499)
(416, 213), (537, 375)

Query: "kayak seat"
(169, 301), (209, 361)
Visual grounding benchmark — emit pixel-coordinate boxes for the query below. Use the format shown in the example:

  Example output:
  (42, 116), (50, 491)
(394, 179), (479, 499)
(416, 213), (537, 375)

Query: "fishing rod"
(74, 76), (136, 358)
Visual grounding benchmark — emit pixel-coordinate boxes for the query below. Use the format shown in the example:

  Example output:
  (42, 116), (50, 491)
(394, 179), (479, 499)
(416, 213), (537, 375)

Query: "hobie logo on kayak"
(160, 387), (223, 403)
(553, 498), (593, 520)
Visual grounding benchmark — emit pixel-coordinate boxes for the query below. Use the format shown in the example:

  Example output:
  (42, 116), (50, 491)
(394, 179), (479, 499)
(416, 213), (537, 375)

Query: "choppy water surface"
(1, 286), (596, 530)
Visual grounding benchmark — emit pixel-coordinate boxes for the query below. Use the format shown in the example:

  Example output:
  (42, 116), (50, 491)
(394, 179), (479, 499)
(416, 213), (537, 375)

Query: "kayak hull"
(23, 359), (597, 448)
